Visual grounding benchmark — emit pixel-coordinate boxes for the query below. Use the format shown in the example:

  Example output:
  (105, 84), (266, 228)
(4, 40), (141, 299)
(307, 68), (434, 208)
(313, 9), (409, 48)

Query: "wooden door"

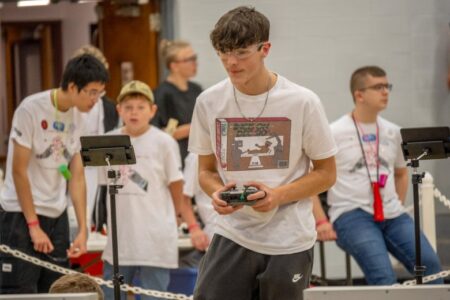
(97, 1), (161, 100)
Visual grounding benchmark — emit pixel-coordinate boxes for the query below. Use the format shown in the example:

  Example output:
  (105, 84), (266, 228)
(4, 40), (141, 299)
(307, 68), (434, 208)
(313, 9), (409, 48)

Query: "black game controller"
(220, 186), (261, 206)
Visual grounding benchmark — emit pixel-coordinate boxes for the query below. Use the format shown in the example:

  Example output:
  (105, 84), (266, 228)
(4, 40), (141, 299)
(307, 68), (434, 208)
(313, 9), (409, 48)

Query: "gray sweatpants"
(194, 234), (313, 300)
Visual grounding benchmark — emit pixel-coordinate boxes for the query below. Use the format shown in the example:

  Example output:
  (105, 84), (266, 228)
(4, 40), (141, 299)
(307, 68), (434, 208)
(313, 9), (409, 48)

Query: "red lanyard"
(351, 113), (379, 183)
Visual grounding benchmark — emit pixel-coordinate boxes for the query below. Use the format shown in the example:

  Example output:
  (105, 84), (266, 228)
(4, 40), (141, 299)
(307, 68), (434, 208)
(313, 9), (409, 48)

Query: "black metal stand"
(400, 126), (449, 284)
(409, 158), (426, 284)
(79, 135), (136, 300)
(108, 168), (124, 300)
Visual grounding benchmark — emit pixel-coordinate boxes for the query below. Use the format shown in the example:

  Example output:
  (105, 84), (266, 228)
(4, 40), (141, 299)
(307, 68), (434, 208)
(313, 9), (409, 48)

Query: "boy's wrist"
(78, 226), (88, 236)
(27, 219), (40, 228)
(315, 219), (329, 228)
(188, 223), (200, 232)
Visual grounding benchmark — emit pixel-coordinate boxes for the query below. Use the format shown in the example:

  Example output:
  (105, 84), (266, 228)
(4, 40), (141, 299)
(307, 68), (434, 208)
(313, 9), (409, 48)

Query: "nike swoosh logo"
(292, 273), (303, 283)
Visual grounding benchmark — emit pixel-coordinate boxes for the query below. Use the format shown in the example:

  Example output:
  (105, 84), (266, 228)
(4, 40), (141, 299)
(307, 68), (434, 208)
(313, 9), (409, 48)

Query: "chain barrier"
(0, 244), (193, 300)
(434, 187), (450, 210)
(397, 270), (450, 286)
(3, 243), (449, 293)
(404, 186), (450, 214)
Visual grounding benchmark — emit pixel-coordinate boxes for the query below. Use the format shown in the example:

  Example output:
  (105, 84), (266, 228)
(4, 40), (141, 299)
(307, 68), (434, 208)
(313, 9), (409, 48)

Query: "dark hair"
(61, 54), (109, 91)
(350, 66), (386, 101)
(210, 6), (270, 52)
(49, 273), (104, 300)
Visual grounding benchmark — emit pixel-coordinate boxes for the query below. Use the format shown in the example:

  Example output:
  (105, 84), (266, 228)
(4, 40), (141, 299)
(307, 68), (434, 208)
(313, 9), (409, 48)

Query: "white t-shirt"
(0, 90), (84, 218)
(327, 114), (407, 223)
(81, 100), (105, 220)
(183, 152), (217, 241)
(100, 126), (183, 268)
(188, 75), (337, 255)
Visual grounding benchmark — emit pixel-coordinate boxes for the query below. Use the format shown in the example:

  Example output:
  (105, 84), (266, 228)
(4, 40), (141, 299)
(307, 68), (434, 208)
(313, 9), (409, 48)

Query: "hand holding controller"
(220, 186), (264, 206)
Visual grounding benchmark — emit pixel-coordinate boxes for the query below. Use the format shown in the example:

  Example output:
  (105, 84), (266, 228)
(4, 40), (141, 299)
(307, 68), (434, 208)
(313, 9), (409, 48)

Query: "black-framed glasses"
(360, 83), (393, 92)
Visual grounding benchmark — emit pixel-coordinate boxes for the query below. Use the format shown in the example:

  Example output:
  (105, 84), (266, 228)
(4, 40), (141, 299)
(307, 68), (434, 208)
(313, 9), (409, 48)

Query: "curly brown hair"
(210, 6), (270, 52)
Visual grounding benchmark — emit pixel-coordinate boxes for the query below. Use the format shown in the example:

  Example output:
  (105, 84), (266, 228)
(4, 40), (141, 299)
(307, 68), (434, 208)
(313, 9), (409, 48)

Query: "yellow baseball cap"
(117, 80), (154, 103)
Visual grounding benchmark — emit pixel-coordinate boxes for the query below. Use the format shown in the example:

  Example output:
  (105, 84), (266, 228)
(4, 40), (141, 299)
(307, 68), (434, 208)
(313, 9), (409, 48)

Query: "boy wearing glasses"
(152, 39), (202, 165)
(189, 6), (337, 299)
(313, 66), (442, 284)
(0, 55), (108, 294)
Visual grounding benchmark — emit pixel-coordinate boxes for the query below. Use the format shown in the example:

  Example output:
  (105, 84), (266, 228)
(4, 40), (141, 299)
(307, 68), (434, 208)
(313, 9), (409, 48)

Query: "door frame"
(2, 21), (62, 133)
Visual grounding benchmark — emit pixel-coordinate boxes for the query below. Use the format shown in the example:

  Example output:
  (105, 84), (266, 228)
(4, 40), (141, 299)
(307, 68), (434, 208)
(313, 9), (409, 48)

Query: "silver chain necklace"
(233, 75), (271, 122)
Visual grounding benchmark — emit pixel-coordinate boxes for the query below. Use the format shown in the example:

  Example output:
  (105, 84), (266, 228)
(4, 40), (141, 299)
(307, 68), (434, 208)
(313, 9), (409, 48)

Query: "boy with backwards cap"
(100, 80), (208, 300)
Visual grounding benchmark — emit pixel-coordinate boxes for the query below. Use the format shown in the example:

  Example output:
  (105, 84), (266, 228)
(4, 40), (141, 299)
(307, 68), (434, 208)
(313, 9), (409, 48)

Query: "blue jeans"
(333, 209), (443, 285)
(102, 261), (170, 300)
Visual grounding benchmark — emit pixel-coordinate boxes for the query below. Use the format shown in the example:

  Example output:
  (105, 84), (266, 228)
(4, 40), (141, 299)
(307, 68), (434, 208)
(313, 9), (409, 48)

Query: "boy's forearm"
(274, 157), (336, 206)
(169, 180), (196, 225)
(13, 169), (38, 222)
(394, 167), (408, 204)
(12, 142), (38, 222)
(172, 124), (190, 140)
(197, 154), (224, 197)
(199, 169), (224, 198)
(274, 171), (334, 205)
(69, 155), (87, 234)
(312, 195), (328, 221)
(179, 197), (198, 226)
(69, 177), (87, 234)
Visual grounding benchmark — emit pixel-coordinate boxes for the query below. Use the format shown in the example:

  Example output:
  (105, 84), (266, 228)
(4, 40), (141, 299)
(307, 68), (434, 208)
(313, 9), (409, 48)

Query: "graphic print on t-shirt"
(35, 135), (71, 161)
(119, 165), (149, 192)
(34, 118), (76, 163)
(117, 165), (149, 194)
(349, 133), (390, 181)
(215, 117), (291, 171)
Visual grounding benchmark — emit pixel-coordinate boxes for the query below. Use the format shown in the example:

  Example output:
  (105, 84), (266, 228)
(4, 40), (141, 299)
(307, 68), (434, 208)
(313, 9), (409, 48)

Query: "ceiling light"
(17, 0), (51, 7)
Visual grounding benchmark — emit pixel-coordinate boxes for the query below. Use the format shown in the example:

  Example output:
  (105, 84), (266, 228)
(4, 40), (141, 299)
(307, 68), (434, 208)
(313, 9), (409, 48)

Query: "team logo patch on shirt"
(53, 121), (65, 132)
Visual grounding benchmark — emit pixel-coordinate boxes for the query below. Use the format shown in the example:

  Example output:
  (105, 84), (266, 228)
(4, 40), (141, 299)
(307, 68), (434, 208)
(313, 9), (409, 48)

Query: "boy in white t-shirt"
(183, 153), (216, 241)
(0, 55), (108, 293)
(99, 80), (208, 300)
(313, 66), (442, 284)
(71, 45), (119, 228)
(189, 6), (337, 300)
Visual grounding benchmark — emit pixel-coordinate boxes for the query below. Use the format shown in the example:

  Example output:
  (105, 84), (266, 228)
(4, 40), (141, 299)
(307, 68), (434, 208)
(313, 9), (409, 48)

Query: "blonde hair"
(72, 45), (109, 70)
(160, 39), (191, 69)
(49, 273), (104, 300)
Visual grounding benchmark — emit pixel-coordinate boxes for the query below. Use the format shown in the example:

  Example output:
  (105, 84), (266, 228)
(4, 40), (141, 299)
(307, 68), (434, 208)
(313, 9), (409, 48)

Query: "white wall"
(0, 2), (97, 156)
(174, 0), (450, 209)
